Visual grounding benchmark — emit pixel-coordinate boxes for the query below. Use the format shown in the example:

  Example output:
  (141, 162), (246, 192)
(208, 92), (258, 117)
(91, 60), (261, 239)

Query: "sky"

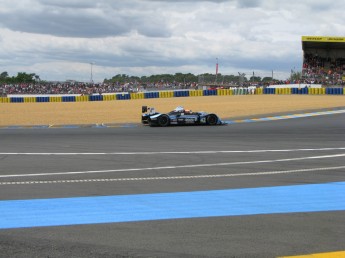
(0, 0), (344, 82)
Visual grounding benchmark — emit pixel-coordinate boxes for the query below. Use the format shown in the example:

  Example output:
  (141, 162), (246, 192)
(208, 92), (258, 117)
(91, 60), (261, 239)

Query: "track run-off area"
(0, 110), (345, 257)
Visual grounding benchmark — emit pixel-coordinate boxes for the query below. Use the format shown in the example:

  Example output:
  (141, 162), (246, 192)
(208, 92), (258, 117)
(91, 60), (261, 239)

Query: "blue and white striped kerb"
(225, 109), (345, 124)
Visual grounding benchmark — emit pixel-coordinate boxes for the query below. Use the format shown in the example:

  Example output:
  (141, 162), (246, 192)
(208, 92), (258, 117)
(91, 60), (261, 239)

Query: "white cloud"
(0, 0), (344, 82)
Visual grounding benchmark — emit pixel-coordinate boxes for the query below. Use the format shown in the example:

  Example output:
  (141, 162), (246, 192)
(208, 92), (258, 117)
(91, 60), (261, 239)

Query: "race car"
(141, 106), (225, 127)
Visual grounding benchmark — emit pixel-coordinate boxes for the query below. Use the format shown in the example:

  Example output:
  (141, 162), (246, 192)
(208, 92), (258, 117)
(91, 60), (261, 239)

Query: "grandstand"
(302, 36), (345, 86)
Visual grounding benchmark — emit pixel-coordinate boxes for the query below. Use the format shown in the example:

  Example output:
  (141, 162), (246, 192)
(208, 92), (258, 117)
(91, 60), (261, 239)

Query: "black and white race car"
(141, 106), (226, 127)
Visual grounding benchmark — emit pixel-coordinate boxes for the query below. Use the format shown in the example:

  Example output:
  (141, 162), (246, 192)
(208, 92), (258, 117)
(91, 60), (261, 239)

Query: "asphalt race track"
(0, 112), (345, 258)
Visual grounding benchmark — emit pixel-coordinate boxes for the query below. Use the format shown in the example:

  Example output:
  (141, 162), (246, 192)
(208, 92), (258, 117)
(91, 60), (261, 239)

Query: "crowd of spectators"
(0, 81), (198, 97)
(1, 70), (344, 97)
(302, 53), (345, 86)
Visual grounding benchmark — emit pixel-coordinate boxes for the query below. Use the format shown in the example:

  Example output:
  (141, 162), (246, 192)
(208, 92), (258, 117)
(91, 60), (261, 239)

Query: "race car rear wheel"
(157, 115), (170, 127)
(206, 114), (218, 125)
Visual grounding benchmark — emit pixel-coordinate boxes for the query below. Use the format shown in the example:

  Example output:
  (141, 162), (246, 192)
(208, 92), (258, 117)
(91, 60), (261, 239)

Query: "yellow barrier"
(217, 89), (233, 96)
(130, 92), (142, 99)
(255, 88), (263, 95)
(103, 94), (116, 101)
(309, 88), (326, 95)
(75, 95), (89, 102)
(24, 97), (36, 103)
(158, 91), (165, 98)
(285, 88), (291, 94)
(189, 90), (203, 97)
(276, 88), (291, 95)
(0, 97), (10, 103)
(159, 91), (173, 98)
(49, 96), (62, 102)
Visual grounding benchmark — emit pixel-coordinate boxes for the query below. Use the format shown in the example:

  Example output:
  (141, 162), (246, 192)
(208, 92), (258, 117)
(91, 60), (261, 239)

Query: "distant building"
(302, 36), (345, 86)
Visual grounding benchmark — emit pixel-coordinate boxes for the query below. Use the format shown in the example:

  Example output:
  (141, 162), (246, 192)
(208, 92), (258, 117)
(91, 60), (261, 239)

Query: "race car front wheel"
(157, 115), (170, 127)
(206, 114), (218, 125)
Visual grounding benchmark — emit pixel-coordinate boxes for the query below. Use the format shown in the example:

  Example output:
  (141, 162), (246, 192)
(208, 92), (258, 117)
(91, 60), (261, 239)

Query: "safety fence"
(0, 87), (344, 103)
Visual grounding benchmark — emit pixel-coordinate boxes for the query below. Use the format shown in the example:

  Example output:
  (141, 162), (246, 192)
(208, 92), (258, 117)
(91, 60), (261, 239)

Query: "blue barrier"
(174, 91), (190, 97)
(10, 97), (24, 103)
(264, 88), (275, 94)
(116, 94), (131, 100)
(89, 95), (103, 101)
(203, 90), (217, 96)
(62, 96), (76, 102)
(144, 92), (159, 99)
(36, 96), (50, 102)
(326, 88), (343, 95)
(292, 88), (308, 94)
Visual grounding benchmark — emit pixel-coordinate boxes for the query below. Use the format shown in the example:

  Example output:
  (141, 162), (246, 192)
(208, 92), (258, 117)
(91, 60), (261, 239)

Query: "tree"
(290, 71), (302, 82)
(262, 77), (273, 82)
(0, 71), (9, 79)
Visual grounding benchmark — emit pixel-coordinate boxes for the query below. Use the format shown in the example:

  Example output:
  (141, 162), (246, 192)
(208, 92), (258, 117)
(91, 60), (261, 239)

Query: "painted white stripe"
(1, 166), (345, 185)
(0, 153), (344, 178)
(1, 147), (345, 155)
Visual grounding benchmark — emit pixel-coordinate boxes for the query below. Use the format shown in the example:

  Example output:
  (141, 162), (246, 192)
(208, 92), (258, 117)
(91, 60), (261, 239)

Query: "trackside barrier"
(217, 89), (233, 96)
(255, 88), (263, 95)
(291, 88), (308, 94)
(264, 88), (275, 94)
(36, 96), (50, 103)
(62, 96), (76, 102)
(326, 88), (344, 95)
(49, 96), (62, 102)
(89, 95), (104, 101)
(0, 97), (10, 103)
(189, 90), (203, 97)
(106, 94), (116, 101)
(75, 95), (89, 102)
(24, 97), (36, 103)
(130, 92), (145, 99)
(3, 87), (345, 104)
(203, 89), (217, 96)
(308, 88), (324, 95)
(308, 88), (315, 95)
(10, 97), (24, 103)
(174, 91), (189, 97)
(275, 88), (291, 95)
(159, 91), (174, 98)
(144, 92), (159, 99)
(233, 88), (249, 95)
(116, 93), (131, 100)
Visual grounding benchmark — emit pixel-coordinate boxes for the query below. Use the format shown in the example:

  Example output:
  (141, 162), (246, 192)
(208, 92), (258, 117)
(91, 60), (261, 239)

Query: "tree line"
(103, 73), (284, 85)
(1, 71), (302, 84)
(0, 72), (40, 84)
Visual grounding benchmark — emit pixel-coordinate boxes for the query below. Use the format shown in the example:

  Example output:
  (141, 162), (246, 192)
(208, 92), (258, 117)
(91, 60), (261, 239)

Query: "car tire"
(206, 114), (218, 125)
(157, 115), (170, 127)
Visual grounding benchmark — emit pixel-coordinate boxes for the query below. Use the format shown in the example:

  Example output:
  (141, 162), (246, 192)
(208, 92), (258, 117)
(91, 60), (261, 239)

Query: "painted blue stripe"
(1, 182), (344, 229)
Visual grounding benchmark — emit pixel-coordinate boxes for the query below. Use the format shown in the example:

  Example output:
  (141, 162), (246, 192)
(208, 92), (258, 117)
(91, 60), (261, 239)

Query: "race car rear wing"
(142, 106), (156, 115)
(142, 106), (148, 113)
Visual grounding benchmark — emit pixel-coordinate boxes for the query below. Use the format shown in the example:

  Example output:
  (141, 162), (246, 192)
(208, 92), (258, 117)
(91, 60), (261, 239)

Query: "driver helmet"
(174, 106), (184, 112)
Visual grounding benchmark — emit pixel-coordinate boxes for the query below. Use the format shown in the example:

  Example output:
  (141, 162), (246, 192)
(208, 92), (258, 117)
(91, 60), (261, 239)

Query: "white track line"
(1, 153), (344, 178)
(1, 166), (345, 185)
(1, 147), (345, 155)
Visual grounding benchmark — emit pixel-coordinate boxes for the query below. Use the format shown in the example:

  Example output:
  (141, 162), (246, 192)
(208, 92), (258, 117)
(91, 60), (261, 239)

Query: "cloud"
(0, 0), (171, 38)
(0, 0), (344, 82)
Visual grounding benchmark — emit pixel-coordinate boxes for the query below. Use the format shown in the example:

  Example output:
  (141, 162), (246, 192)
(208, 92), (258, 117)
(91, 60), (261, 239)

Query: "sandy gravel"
(0, 95), (344, 126)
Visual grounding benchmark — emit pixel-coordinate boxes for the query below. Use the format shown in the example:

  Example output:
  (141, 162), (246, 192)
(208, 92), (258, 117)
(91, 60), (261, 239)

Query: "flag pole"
(215, 58), (218, 84)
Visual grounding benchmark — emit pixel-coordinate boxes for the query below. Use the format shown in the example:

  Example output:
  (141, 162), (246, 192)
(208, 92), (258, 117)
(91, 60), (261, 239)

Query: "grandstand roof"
(302, 36), (345, 51)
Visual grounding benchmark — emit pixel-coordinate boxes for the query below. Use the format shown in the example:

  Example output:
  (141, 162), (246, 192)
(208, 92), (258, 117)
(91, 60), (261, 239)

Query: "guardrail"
(0, 87), (344, 103)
